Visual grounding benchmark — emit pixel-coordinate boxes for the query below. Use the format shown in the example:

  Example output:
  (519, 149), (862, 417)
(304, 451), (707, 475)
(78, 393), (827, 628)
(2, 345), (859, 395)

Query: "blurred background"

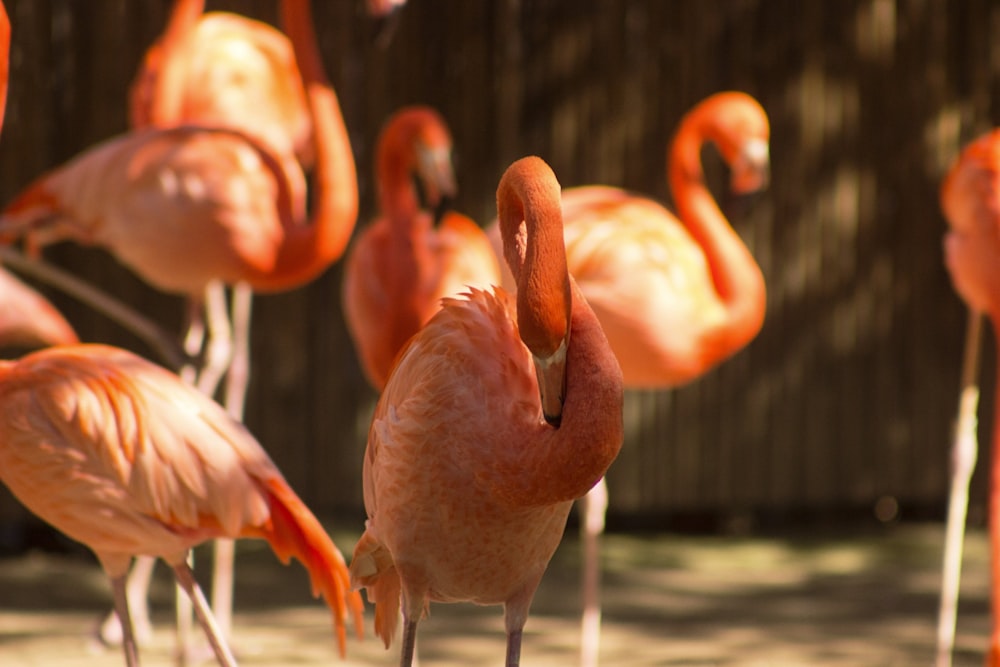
(0, 0), (992, 536)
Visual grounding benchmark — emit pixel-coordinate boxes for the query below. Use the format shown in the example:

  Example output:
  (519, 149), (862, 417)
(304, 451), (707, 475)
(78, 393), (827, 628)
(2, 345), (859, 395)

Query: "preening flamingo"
(349, 155), (624, 667)
(488, 91), (769, 666)
(0, 343), (363, 667)
(342, 105), (500, 390)
(940, 129), (1000, 666)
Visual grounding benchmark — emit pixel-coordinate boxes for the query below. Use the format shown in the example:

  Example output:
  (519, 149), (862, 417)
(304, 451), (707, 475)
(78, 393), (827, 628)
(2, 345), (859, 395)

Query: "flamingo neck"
(496, 161), (571, 360)
(377, 133), (423, 226)
(146, 0), (205, 127)
(252, 0), (358, 292)
(668, 112), (766, 359)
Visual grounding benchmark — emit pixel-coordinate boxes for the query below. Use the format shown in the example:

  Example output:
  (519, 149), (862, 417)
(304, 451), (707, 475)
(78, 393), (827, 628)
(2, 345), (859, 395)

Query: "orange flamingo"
(488, 91), (769, 666)
(0, 343), (363, 667)
(342, 106), (500, 390)
(941, 129), (1000, 666)
(349, 156), (624, 667)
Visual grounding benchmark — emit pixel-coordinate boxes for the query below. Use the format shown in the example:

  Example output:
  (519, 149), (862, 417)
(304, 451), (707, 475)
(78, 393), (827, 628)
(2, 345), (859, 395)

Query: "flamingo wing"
(0, 345), (276, 569)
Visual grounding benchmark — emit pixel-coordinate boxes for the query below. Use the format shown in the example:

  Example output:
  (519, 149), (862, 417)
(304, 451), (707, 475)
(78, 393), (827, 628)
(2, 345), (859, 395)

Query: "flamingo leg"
(209, 281), (253, 644)
(936, 312), (983, 667)
(579, 476), (607, 667)
(399, 618), (418, 667)
(110, 573), (141, 667)
(505, 628), (523, 667)
(172, 561), (239, 667)
(194, 280), (233, 398)
(97, 555), (156, 648)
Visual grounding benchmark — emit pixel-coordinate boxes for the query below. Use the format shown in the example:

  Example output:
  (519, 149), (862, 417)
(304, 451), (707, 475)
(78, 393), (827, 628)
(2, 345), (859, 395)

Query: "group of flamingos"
(0, 1), (993, 666)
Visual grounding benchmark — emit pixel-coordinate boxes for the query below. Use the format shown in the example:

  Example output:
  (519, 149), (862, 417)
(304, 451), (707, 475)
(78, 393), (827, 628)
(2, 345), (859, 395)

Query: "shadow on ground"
(0, 521), (990, 666)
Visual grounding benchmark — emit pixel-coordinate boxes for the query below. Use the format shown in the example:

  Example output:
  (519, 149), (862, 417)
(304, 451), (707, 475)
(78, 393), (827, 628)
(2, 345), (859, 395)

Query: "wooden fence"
(0, 0), (996, 529)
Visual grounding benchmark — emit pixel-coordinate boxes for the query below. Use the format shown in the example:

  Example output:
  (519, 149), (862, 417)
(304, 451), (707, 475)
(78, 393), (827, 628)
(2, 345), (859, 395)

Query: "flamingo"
(0, 0), (357, 648)
(0, 343), (363, 667)
(342, 105), (500, 390)
(349, 155), (624, 667)
(940, 129), (1000, 666)
(118, 0), (323, 649)
(487, 91), (769, 666)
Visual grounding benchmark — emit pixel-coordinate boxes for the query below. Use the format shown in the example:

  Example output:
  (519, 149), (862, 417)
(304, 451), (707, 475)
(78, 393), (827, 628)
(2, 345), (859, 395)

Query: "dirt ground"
(0, 521), (991, 666)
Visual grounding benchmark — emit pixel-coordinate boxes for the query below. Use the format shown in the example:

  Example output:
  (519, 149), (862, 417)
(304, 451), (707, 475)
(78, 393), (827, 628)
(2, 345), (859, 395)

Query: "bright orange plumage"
(0, 344), (363, 659)
(941, 129), (1000, 666)
(350, 156), (623, 667)
(0, 267), (78, 349)
(343, 106), (500, 389)
(131, 0), (313, 166)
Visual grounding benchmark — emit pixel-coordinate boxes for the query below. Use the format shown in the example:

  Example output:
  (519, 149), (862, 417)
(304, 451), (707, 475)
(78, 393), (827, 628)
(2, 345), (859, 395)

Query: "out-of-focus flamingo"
(342, 106), (500, 390)
(349, 156), (623, 667)
(0, 343), (364, 667)
(0, 0), (357, 648)
(113, 0), (324, 649)
(940, 129), (1000, 667)
(488, 91), (769, 667)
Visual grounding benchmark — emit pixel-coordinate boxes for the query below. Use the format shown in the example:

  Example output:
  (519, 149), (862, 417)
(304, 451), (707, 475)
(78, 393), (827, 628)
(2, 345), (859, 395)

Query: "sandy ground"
(0, 522), (991, 666)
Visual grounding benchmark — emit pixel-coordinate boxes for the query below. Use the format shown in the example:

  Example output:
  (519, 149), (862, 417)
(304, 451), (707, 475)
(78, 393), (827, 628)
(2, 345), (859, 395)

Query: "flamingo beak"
(416, 144), (457, 210)
(730, 138), (770, 194)
(533, 337), (568, 427)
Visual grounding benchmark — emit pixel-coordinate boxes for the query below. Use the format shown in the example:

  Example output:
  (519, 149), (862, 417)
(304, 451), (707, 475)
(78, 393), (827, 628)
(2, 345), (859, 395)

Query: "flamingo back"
(132, 12), (313, 165)
(0, 127), (305, 295)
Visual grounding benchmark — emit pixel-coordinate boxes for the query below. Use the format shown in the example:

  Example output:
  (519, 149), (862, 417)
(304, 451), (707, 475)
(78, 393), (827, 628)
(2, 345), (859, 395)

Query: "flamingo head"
(703, 92), (771, 195)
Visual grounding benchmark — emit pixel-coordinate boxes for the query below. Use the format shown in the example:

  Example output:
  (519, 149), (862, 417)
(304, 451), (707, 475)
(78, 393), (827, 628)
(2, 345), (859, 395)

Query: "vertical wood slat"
(0, 0), (989, 527)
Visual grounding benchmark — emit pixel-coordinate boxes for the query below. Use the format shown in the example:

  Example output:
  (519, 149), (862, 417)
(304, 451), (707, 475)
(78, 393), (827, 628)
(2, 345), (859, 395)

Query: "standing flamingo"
(116, 0), (325, 648)
(941, 129), (1000, 666)
(488, 91), (769, 666)
(349, 156), (624, 667)
(342, 106), (500, 390)
(0, 0), (357, 648)
(0, 343), (363, 667)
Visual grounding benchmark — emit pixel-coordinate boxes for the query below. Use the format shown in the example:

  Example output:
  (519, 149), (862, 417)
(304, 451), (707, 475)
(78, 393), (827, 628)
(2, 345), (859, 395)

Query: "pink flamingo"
(349, 155), (623, 667)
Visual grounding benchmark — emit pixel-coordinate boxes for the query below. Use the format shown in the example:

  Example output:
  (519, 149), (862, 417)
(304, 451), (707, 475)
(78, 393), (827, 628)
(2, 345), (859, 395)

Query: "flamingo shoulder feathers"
(942, 129), (1000, 318)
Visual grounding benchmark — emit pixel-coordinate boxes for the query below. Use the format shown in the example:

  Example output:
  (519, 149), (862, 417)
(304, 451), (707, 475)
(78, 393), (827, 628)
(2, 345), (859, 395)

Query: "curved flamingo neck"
(252, 0), (357, 292)
(494, 157), (623, 507)
(146, 0), (205, 127)
(496, 157), (570, 359)
(376, 120), (425, 225)
(668, 103), (766, 360)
